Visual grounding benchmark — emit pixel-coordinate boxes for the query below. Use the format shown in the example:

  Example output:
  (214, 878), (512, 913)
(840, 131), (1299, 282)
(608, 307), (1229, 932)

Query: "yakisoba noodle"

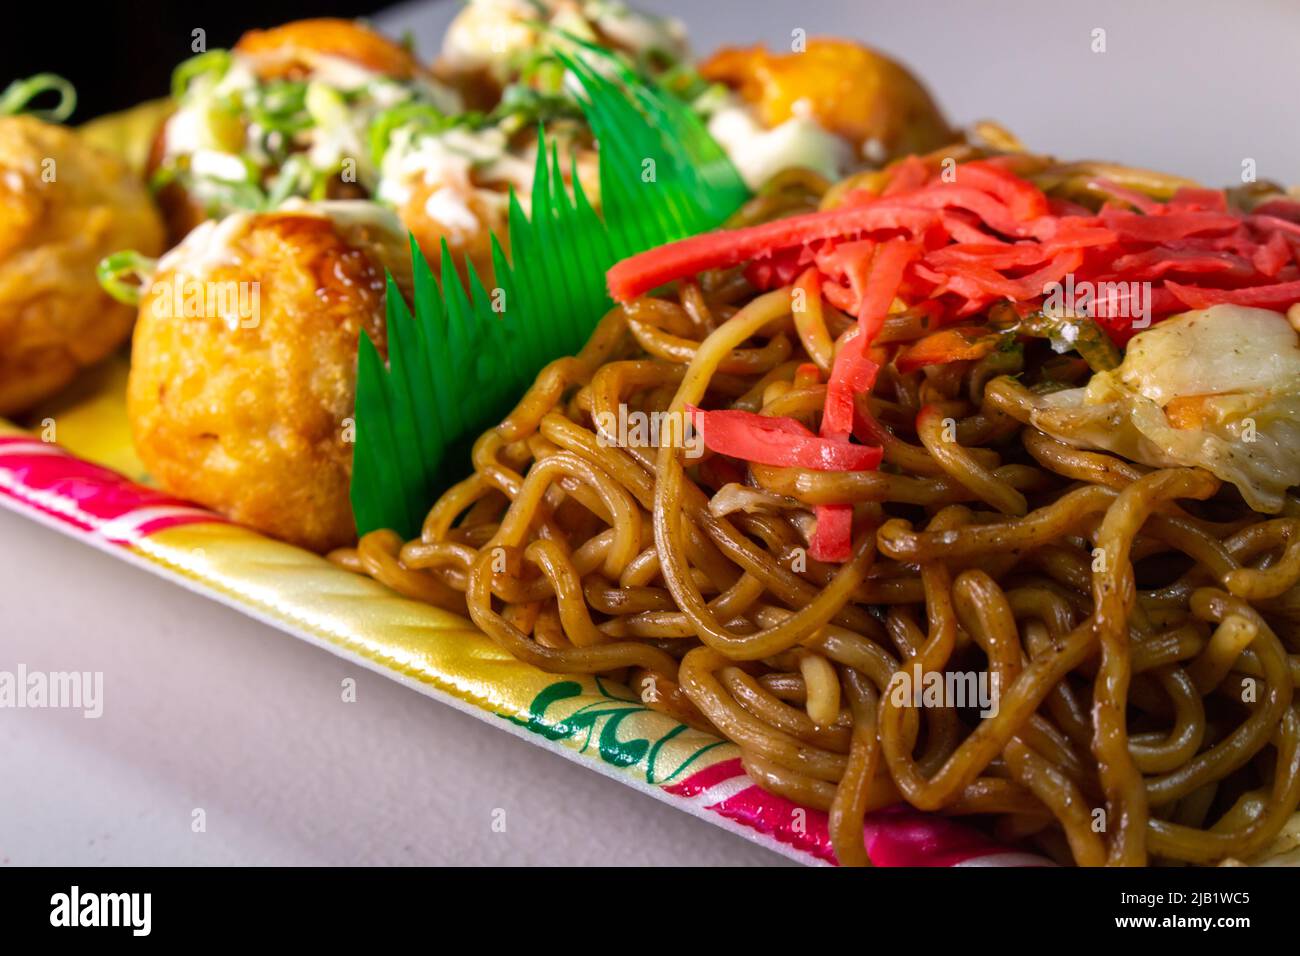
(331, 162), (1300, 867)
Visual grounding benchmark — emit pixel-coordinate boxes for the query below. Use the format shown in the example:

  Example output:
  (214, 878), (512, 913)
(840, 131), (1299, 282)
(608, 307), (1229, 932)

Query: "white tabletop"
(3, 0), (1299, 866)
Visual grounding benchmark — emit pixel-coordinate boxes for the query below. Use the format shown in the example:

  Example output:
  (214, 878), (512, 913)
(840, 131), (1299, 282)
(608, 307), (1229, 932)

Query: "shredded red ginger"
(607, 156), (1300, 561)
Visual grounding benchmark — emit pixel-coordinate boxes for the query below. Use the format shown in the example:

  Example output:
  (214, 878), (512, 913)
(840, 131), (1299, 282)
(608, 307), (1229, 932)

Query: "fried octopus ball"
(0, 115), (164, 416)
(151, 18), (433, 243)
(127, 205), (411, 552)
(701, 39), (955, 162)
(383, 124), (600, 285)
(234, 17), (428, 79)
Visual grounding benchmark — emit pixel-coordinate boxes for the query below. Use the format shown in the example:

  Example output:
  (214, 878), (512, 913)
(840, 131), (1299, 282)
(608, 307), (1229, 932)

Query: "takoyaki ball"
(0, 115), (164, 416)
(234, 18), (428, 80)
(151, 18), (457, 244)
(127, 202), (411, 552)
(378, 125), (516, 280)
(701, 39), (955, 174)
(377, 120), (599, 283)
(437, 0), (689, 107)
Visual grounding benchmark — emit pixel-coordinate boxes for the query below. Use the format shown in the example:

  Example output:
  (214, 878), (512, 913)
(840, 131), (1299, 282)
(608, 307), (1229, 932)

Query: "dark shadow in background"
(0, 2), (452, 122)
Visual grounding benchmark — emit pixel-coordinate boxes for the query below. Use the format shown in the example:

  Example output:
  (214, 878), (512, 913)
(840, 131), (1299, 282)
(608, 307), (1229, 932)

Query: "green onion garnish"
(264, 155), (311, 208)
(0, 73), (77, 123)
(248, 80), (311, 135)
(367, 102), (455, 167)
(201, 177), (268, 213)
(171, 50), (233, 101)
(96, 251), (158, 307)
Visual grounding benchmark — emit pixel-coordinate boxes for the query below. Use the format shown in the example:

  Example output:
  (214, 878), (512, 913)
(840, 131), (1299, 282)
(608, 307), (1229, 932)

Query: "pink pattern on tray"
(0, 436), (223, 544)
(666, 757), (1047, 866)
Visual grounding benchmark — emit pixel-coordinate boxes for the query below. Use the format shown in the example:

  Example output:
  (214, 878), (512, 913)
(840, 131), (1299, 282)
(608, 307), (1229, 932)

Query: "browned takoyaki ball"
(701, 39), (955, 163)
(127, 204), (410, 551)
(234, 17), (429, 80)
(0, 115), (164, 415)
(150, 18), (437, 244)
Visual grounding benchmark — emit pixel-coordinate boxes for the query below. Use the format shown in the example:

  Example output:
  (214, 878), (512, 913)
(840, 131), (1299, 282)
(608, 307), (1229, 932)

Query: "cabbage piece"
(1029, 305), (1300, 513)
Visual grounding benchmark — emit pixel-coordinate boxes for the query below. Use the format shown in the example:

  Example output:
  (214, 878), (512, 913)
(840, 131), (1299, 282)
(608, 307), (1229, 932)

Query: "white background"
(3, 0), (1299, 866)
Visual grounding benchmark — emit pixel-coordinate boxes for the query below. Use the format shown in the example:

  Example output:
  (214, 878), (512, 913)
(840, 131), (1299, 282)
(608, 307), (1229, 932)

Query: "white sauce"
(277, 197), (405, 236)
(707, 100), (853, 189)
(440, 0), (543, 72)
(423, 189), (482, 237)
(188, 149), (249, 182)
(377, 125), (533, 236)
(153, 199), (403, 287)
(154, 212), (255, 280)
(441, 0), (687, 74)
(588, 0), (686, 58)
